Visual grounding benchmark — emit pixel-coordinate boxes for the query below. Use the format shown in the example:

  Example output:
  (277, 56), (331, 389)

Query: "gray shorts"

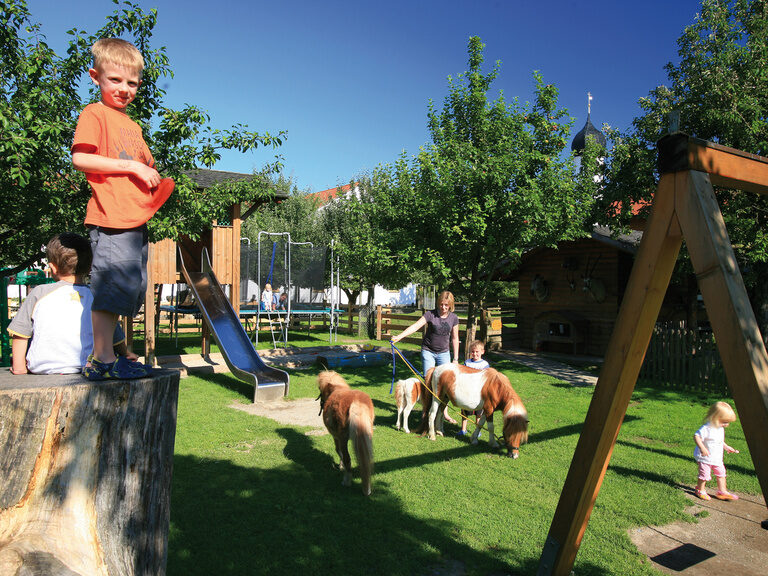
(89, 225), (148, 317)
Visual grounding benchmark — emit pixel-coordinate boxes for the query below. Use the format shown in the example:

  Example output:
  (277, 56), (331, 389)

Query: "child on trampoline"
(8, 233), (131, 375)
(71, 38), (173, 380)
(693, 401), (741, 501)
(261, 283), (275, 310)
(457, 339), (490, 437)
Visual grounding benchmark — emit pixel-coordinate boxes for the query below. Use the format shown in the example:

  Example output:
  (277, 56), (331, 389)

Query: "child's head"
(468, 340), (485, 361)
(89, 38), (144, 111)
(705, 401), (737, 428)
(91, 38), (144, 76)
(46, 233), (92, 279)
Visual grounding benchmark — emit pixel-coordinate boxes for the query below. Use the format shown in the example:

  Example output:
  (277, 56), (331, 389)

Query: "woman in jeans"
(391, 290), (460, 424)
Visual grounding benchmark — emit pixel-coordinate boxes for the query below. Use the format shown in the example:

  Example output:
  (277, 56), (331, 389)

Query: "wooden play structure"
(141, 204), (243, 365)
(537, 134), (768, 575)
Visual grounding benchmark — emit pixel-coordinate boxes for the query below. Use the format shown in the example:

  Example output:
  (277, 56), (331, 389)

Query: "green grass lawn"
(165, 353), (759, 576)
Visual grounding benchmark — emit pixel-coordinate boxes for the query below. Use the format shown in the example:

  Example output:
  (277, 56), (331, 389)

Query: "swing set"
(537, 134), (768, 575)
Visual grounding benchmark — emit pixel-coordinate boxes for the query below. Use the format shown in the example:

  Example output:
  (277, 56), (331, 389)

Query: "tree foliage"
(241, 174), (320, 244)
(366, 37), (598, 344)
(0, 0), (285, 273)
(318, 178), (422, 305)
(598, 0), (768, 332)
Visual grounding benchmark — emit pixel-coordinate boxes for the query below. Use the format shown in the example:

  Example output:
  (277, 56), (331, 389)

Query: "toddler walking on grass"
(693, 401), (740, 501)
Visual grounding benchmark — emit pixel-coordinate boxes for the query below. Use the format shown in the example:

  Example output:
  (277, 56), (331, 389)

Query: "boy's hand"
(133, 162), (162, 190)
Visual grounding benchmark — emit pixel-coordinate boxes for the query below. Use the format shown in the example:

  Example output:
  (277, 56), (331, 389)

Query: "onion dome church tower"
(571, 92), (606, 156)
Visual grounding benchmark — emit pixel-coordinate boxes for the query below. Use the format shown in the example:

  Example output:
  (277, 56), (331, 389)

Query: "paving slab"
(630, 491), (768, 575)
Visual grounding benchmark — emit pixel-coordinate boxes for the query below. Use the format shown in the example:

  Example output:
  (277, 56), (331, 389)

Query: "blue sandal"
(83, 356), (153, 381)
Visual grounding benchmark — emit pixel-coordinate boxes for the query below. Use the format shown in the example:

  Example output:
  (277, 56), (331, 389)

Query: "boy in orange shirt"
(72, 38), (173, 380)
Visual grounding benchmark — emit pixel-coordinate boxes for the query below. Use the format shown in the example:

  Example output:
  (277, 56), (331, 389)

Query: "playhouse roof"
(185, 169), (290, 201)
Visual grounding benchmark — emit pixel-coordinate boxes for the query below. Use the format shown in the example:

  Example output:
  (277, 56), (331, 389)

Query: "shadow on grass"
(200, 371), (254, 400)
(168, 428), (614, 576)
(168, 432), (495, 576)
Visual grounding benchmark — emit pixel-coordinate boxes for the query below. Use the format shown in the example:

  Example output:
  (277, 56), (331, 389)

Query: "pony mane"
(318, 370), (350, 398)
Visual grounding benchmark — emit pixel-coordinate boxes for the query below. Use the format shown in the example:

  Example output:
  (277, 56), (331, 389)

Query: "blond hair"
(91, 38), (144, 74)
(704, 401), (736, 427)
(468, 339), (485, 353)
(438, 290), (455, 313)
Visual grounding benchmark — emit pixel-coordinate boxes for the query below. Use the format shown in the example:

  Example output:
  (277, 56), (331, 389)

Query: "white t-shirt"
(465, 358), (490, 370)
(8, 281), (123, 374)
(694, 422), (725, 466)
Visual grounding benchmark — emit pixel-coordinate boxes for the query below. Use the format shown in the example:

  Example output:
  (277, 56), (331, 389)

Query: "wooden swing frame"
(538, 134), (768, 575)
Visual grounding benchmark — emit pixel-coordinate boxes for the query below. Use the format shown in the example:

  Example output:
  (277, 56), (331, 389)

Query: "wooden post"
(538, 174), (683, 576)
(539, 137), (768, 575)
(231, 204), (241, 316)
(675, 170), (768, 500)
(144, 254), (156, 366)
(376, 305), (382, 340)
(0, 370), (179, 575)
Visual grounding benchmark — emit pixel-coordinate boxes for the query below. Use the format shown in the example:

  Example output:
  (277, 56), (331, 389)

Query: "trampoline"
(240, 232), (340, 347)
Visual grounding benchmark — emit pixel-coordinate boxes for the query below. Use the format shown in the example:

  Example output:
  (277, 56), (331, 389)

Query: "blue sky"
(27, 0), (704, 193)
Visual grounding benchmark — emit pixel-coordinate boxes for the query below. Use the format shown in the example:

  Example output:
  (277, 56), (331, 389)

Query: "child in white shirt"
(458, 340), (490, 437)
(693, 401), (740, 501)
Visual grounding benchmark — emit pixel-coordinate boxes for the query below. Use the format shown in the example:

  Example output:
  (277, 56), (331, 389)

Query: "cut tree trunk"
(0, 369), (179, 576)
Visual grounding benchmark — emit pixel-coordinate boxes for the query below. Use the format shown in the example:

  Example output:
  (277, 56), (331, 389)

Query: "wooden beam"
(658, 134), (768, 196)
(675, 170), (768, 500)
(538, 173), (684, 576)
(231, 203), (241, 316)
(144, 244), (156, 366)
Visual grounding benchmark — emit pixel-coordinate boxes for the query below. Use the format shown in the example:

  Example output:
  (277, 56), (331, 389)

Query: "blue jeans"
(421, 348), (450, 377)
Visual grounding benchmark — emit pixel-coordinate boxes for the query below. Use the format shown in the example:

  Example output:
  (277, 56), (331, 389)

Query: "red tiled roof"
(307, 183), (354, 204)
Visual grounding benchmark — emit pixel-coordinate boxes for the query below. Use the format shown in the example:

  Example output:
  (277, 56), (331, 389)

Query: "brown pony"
(420, 364), (529, 458)
(317, 371), (375, 495)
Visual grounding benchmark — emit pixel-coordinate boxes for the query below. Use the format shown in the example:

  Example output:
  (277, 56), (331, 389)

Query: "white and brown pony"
(393, 377), (423, 433)
(420, 364), (529, 458)
(317, 370), (375, 495)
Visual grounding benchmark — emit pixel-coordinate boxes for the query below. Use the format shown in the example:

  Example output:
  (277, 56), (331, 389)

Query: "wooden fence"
(374, 302), (514, 349)
(640, 323), (727, 394)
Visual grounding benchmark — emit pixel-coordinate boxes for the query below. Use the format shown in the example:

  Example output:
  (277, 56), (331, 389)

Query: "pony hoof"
(428, 434), (436, 441)
(508, 451), (519, 459)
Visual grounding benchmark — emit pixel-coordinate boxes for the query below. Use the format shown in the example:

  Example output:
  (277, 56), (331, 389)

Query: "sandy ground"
(231, 397), (327, 435)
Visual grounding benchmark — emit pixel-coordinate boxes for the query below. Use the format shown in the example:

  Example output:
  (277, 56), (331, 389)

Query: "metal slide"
(178, 246), (289, 402)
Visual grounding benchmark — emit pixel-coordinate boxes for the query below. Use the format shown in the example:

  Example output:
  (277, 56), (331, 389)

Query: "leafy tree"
(372, 37), (598, 348)
(598, 0), (768, 337)
(0, 0), (284, 274)
(318, 176), (424, 307)
(241, 174), (320, 243)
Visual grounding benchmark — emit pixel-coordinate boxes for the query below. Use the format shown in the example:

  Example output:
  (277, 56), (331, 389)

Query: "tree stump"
(0, 369), (179, 576)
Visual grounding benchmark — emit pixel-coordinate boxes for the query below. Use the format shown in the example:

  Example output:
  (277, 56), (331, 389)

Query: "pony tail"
(350, 401), (374, 496)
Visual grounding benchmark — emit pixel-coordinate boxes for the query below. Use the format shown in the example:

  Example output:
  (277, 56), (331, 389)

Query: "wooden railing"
(640, 323), (727, 393)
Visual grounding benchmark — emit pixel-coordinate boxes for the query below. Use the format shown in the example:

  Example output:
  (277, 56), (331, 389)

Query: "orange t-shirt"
(73, 103), (171, 228)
